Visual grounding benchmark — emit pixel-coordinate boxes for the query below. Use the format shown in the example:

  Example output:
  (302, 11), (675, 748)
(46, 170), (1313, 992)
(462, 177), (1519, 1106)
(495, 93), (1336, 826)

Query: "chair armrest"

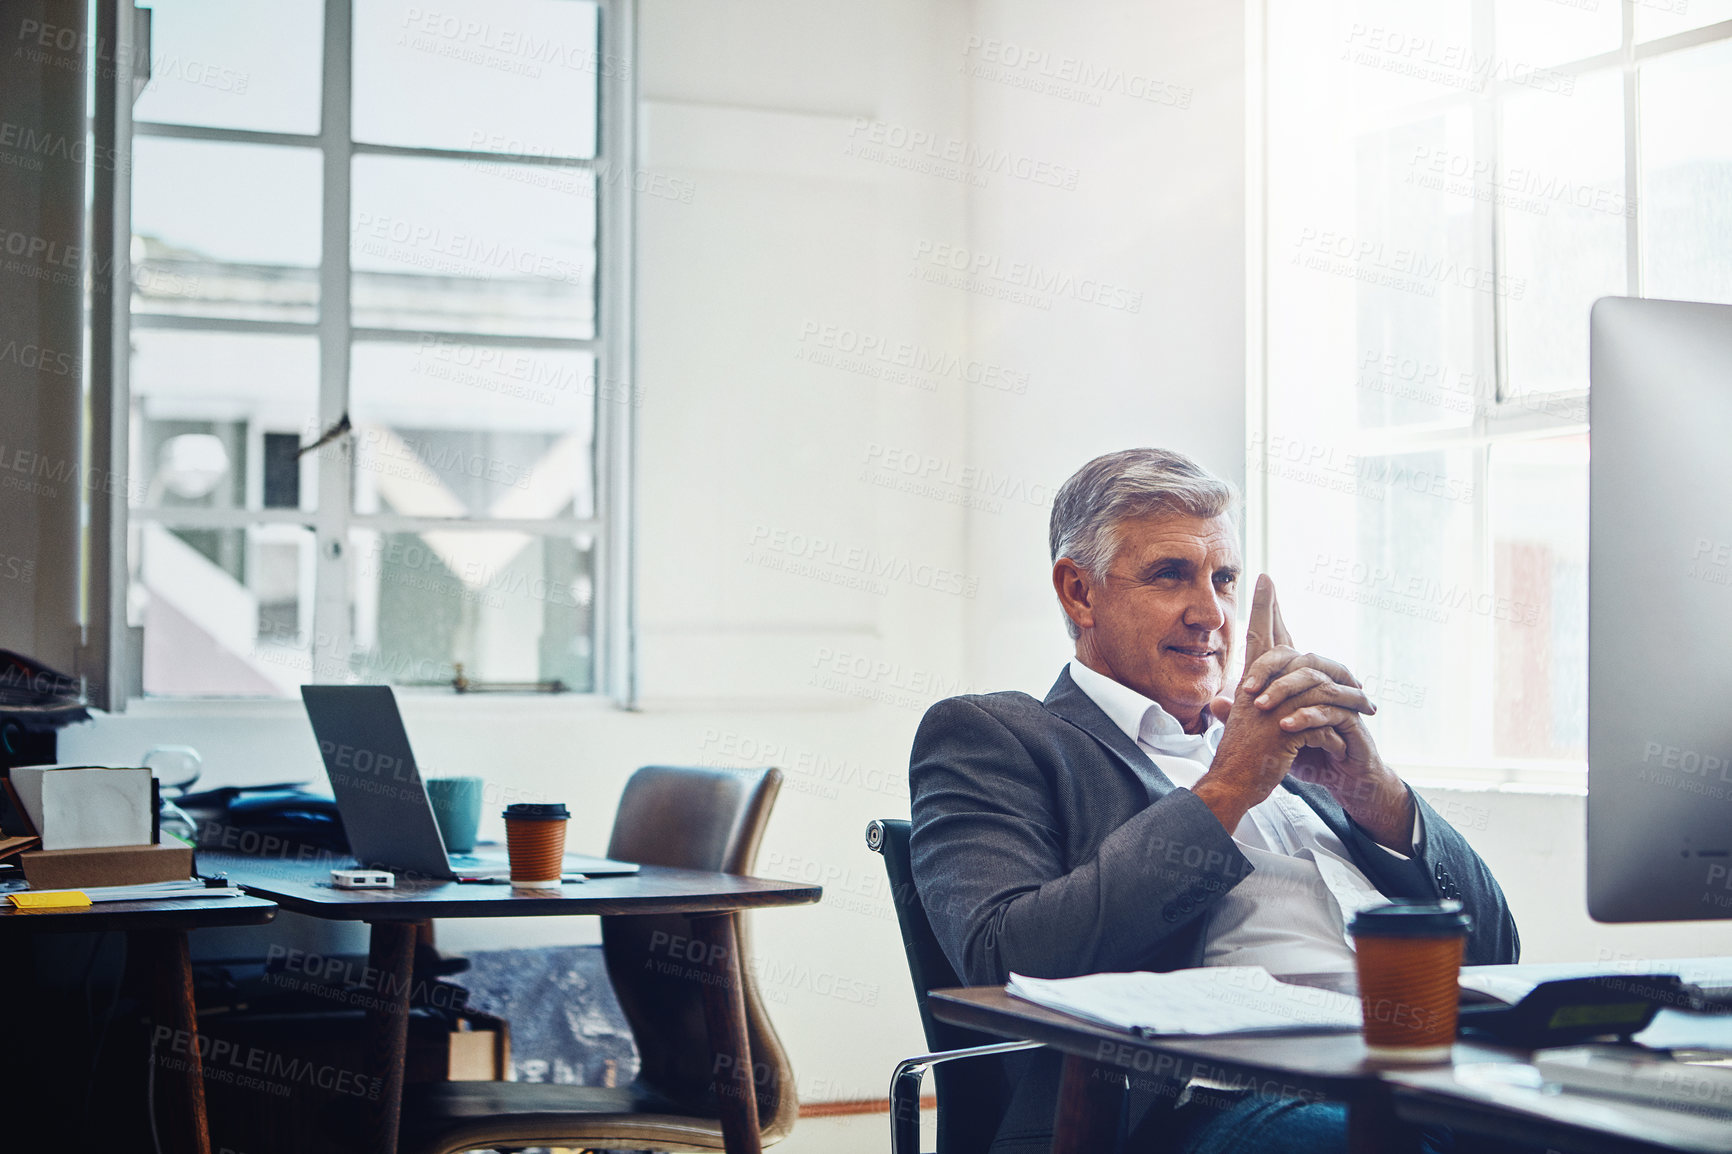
(890, 1040), (1041, 1154)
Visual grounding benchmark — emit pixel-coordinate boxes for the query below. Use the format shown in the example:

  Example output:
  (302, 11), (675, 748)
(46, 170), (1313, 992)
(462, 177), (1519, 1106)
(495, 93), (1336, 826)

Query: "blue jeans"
(1151, 1093), (1467, 1154)
(1146, 1092), (1560, 1154)
(1169, 1097), (1367, 1154)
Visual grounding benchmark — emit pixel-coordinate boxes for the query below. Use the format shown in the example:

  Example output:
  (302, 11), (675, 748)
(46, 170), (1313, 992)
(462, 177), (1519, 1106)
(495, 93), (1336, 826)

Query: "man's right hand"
(1192, 575), (1361, 834)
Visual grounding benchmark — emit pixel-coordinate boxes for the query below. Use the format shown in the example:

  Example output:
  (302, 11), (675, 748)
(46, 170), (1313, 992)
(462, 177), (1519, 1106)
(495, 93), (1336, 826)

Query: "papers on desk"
(4, 879), (242, 909)
(1006, 966), (1363, 1036)
(70, 880), (241, 902)
(1460, 958), (1732, 1005)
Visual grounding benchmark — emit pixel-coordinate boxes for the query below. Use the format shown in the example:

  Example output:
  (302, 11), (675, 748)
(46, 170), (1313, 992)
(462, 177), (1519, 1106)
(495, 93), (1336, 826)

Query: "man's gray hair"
(1049, 448), (1237, 638)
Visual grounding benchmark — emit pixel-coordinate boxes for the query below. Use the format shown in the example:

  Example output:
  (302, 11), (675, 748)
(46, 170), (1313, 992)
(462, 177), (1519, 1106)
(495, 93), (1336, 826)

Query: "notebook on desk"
(300, 685), (639, 882)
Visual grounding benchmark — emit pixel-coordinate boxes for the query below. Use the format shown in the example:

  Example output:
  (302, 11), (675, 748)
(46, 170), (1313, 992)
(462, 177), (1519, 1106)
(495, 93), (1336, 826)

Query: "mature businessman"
(909, 447), (1518, 1153)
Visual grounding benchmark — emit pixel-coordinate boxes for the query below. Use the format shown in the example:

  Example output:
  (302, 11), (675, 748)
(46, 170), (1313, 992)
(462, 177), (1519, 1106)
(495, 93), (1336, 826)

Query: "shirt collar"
(1066, 658), (1223, 752)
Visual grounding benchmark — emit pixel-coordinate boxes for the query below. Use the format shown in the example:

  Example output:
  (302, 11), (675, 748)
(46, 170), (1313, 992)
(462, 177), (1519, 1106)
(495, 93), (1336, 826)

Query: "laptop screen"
(300, 684), (455, 879)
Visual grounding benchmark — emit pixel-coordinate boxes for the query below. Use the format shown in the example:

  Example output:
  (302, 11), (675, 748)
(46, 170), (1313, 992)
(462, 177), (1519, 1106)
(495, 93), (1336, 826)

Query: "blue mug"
(425, 776), (484, 854)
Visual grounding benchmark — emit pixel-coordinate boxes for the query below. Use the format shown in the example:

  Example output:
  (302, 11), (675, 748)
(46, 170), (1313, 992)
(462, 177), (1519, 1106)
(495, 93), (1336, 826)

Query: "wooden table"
(205, 852), (822, 1154)
(929, 982), (1732, 1154)
(926, 984), (1528, 1154)
(0, 891), (279, 1154)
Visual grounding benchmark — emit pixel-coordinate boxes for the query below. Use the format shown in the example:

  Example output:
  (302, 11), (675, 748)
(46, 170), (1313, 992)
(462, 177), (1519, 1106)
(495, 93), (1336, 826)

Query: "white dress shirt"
(1067, 659), (1411, 973)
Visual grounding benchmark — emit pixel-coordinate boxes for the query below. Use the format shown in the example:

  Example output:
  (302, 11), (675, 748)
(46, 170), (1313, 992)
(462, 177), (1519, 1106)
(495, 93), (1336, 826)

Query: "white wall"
(959, 0), (1249, 697)
(58, 0), (1732, 1118)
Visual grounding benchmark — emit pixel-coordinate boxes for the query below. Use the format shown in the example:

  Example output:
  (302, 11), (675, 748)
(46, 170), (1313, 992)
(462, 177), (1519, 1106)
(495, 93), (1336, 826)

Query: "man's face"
(1068, 513), (1241, 726)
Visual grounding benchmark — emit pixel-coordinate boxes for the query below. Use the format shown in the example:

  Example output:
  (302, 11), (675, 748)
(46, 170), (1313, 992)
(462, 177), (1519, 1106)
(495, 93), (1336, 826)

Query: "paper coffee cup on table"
(502, 802), (569, 887)
(1350, 899), (1472, 1063)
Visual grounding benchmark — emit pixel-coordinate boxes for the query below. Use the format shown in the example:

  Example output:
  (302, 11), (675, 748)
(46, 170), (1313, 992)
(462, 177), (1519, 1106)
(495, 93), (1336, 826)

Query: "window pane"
(349, 341), (596, 519)
(1268, 107), (1487, 438)
(131, 138), (321, 322)
(351, 156), (596, 338)
(1490, 437), (1586, 760)
(1636, 0), (1732, 43)
(136, 524), (316, 696)
(1640, 38), (1732, 306)
(1270, 448), (1480, 768)
(1351, 109), (1484, 431)
(1500, 69), (1625, 397)
(131, 330), (321, 512)
(1494, 0), (1619, 68)
(352, 0), (599, 158)
(348, 529), (594, 690)
(134, 0), (324, 134)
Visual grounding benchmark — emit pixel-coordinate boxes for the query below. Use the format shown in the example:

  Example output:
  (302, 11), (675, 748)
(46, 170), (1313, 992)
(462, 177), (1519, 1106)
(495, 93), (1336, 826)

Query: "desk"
(206, 852), (822, 1154)
(929, 984), (1732, 1154)
(927, 984), (1524, 1154)
(0, 892), (279, 1154)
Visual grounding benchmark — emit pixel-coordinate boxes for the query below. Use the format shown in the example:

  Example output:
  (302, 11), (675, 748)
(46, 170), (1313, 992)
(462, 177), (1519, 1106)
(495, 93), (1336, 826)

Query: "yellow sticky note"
(8, 890), (92, 910)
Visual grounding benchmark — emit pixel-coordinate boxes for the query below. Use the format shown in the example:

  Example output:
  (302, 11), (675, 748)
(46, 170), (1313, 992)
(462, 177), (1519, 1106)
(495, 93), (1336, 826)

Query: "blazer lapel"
(1042, 667), (1178, 794)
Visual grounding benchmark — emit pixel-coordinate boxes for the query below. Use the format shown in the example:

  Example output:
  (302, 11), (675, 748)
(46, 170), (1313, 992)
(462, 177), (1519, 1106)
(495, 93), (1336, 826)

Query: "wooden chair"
(400, 765), (797, 1154)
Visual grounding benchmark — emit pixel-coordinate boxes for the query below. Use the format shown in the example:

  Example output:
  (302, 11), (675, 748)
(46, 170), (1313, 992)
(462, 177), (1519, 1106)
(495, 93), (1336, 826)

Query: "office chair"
(866, 818), (1040, 1154)
(400, 766), (797, 1154)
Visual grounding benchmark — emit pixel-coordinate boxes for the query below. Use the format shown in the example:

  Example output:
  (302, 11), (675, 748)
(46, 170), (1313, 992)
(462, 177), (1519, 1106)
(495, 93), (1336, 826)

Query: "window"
(119, 0), (634, 698)
(1257, 1), (1731, 782)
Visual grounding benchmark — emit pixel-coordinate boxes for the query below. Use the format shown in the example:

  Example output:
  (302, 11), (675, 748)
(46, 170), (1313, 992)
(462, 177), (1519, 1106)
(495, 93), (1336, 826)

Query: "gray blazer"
(909, 668), (1519, 1150)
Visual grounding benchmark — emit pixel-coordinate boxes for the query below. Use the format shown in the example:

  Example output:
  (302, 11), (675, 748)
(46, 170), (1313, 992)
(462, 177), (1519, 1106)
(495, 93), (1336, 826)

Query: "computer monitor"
(1588, 296), (1732, 922)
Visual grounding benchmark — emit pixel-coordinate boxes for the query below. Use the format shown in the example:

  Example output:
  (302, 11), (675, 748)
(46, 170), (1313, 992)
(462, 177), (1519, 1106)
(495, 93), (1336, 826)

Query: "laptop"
(300, 684), (639, 882)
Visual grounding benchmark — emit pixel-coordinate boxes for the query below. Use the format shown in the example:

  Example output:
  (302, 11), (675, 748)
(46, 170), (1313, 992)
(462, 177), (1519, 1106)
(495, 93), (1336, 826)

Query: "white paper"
(32, 767), (153, 850)
(1006, 966), (1362, 1036)
(23, 881), (238, 903)
(1459, 958), (1732, 1006)
(82, 881), (234, 901)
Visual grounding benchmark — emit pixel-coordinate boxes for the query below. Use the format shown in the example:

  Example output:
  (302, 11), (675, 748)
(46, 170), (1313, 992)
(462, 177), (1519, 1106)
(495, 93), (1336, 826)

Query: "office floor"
(774, 1107), (933, 1154)
(539, 1107), (932, 1154)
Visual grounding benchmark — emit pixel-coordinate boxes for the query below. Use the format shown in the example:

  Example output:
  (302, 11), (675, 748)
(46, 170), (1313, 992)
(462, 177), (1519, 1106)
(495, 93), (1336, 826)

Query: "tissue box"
(9, 765), (154, 850)
(20, 843), (193, 889)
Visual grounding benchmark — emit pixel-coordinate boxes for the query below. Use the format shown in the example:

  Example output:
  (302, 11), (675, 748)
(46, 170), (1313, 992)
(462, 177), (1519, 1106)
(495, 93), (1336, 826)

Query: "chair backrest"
(867, 818), (1012, 1154)
(602, 766), (797, 1143)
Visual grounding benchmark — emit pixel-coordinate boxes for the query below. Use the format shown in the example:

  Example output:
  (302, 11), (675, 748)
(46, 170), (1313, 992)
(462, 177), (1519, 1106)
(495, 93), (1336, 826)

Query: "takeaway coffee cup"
(503, 802), (569, 887)
(426, 776), (484, 854)
(1350, 899), (1472, 1063)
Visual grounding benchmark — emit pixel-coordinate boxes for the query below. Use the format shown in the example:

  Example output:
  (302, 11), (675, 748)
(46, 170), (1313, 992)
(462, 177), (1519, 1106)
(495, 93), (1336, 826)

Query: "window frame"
(87, 0), (638, 709)
(1249, 6), (1732, 786)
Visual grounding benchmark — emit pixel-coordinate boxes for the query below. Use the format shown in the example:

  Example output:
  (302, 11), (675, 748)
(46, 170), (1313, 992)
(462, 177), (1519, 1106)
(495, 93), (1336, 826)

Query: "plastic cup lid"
(503, 802), (570, 820)
(1349, 898), (1472, 937)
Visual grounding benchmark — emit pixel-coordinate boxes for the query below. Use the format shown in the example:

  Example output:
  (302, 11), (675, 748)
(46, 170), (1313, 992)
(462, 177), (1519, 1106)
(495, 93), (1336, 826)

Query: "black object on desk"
(1459, 974), (1692, 1047)
(0, 648), (90, 769)
(182, 784), (350, 853)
